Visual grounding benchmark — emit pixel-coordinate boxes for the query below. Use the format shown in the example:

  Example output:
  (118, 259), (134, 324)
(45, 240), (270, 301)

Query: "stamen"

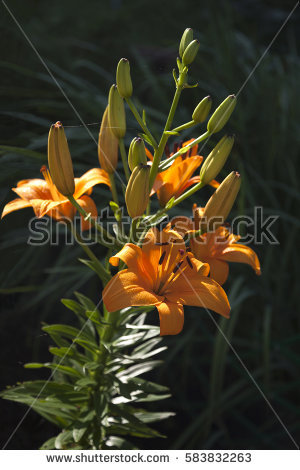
(40, 165), (62, 201)
(155, 242), (169, 246)
(173, 261), (183, 274)
(186, 256), (193, 269)
(164, 144), (170, 158)
(158, 251), (166, 265)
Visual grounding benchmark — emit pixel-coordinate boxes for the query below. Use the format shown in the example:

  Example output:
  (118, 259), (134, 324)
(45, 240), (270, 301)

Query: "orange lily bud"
(200, 135), (234, 184)
(128, 137), (147, 172)
(48, 121), (75, 196)
(108, 84), (126, 139)
(179, 28), (193, 59)
(200, 171), (241, 231)
(192, 95), (212, 123)
(116, 58), (133, 99)
(98, 106), (118, 173)
(207, 95), (236, 134)
(182, 39), (200, 66)
(125, 164), (150, 218)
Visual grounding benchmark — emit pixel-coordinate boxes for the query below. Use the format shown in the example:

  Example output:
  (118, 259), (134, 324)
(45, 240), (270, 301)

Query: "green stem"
(158, 130), (210, 171)
(129, 217), (140, 243)
(71, 225), (111, 283)
(149, 68), (188, 189)
(172, 181), (204, 207)
(108, 173), (119, 206)
(119, 138), (130, 181)
(67, 195), (117, 248)
(126, 98), (158, 149)
(171, 120), (196, 133)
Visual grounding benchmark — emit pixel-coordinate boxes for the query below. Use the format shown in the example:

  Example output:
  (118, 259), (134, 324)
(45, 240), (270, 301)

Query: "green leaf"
(0, 145), (46, 160)
(40, 436), (57, 450)
(55, 431), (74, 450)
(118, 361), (163, 379)
(105, 436), (138, 450)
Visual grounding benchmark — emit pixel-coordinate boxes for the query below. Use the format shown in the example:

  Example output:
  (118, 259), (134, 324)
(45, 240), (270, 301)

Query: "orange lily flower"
(146, 139), (219, 206)
(103, 227), (230, 336)
(1, 166), (111, 231)
(170, 206), (261, 286)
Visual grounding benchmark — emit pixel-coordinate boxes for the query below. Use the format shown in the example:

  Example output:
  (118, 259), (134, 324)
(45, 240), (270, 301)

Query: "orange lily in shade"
(1, 166), (111, 231)
(103, 227), (230, 336)
(190, 226), (261, 286)
(146, 139), (219, 207)
(170, 206), (261, 286)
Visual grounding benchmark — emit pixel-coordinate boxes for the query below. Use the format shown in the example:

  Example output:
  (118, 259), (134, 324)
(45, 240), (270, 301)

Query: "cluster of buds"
(46, 27), (240, 235)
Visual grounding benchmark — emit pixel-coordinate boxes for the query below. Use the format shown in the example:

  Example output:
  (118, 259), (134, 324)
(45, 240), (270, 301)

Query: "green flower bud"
(128, 137), (147, 172)
(48, 121), (75, 196)
(207, 94), (236, 134)
(108, 84), (126, 139)
(192, 95), (212, 123)
(200, 171), (241, 231)
(182, 39), (200, 66)
(116, 58), (133, 99)
(179, 28), (193, 59)
(125, 164), (150, 218)
(199, 135), (234, 184)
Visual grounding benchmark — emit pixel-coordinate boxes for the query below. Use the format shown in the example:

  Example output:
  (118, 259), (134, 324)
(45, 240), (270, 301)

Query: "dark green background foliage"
(0, 0), (299, 449)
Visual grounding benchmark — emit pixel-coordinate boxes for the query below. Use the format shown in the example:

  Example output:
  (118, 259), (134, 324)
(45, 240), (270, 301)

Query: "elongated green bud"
(128, 137), (147, 171)
(199, 135), (234, 184)
(182, 39), (200, 66)
(207, 94), (236, 134)
(200, 171), (241, 231)
(108, 84), (126, 139)
(116, 58), (133, 99)
(98, 106), (118, 173)
(48, 121), (75, 196)
(179, 28), (193, 59)
(192, 95), (212, 123)
(125, 164), (150, 218)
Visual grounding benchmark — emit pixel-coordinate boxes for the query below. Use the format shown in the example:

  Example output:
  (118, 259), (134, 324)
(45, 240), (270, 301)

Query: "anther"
(158, 251), (166, 265)
(173, 261), (183, 274)
(186, 256), (193, 269)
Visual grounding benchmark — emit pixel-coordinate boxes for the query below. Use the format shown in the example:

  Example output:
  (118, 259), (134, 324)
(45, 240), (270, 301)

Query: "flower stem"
(126, 97), (158, 150)
(70, 224), (111, 283)
(149, 67), (188, 189)
(171, 120), (196, 133)
(108, 173), (119, 206)
(67, 195), (117, 248)
(158, 130), (210, 171)
(172, 181), (204, 207)
(119, 138), (130, 181)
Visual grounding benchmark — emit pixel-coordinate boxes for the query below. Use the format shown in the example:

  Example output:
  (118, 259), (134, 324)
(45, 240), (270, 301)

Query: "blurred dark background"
(0, 0), (299, 450)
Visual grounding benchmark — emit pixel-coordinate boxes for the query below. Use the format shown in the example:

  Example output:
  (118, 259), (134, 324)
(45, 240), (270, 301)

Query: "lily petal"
(74, 168), (111, 199)
(29, 198), (69, 218)
(103, 270), (163, 312)
(156, 301), (184, 336)
(166, 274), (230, 318)
(1, 198), (33, 219)
(13, 179), (52, 201)
(157, 155), (203, 206)
(76, 195), (98, 231)
(220, 244), (261, 275)
(208, 258), (229, 285)
(109, 243), (155, 289)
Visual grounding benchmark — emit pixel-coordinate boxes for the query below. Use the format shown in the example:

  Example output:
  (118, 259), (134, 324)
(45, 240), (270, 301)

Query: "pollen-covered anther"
(173, 261), (183, 274)
(158, 251), (166, 265)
